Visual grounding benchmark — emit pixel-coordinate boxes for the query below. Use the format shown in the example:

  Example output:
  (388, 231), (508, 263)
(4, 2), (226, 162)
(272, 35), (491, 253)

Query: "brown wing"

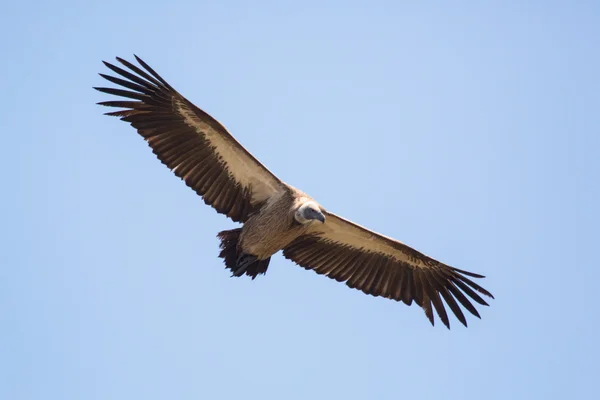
(283, 211), (494, 329)
(94, 55), (286, 222)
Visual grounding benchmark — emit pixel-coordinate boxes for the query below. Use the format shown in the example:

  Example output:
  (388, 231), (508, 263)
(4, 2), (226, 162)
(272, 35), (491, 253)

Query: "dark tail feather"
(217, 228), (242, 271)
(217, 229), (270, 280)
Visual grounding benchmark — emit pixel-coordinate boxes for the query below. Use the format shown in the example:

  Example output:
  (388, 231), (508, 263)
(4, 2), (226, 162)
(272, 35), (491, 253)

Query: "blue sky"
(2, 1), (599, 399)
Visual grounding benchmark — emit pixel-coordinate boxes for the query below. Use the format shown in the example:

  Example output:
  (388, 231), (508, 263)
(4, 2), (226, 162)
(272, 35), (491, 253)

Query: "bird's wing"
(283, 211), (494, 328)
(95, 55), (286, 222)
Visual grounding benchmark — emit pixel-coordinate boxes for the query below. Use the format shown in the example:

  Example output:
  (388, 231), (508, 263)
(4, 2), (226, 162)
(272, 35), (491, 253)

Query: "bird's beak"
(316, 212), (326, 223)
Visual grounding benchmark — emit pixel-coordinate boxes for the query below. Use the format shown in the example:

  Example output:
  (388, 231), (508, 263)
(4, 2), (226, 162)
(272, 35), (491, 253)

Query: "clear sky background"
(2, 1), (599, 399)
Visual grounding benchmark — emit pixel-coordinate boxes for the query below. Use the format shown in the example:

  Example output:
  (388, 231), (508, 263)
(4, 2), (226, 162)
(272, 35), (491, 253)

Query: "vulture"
(95, 55), (494, 329)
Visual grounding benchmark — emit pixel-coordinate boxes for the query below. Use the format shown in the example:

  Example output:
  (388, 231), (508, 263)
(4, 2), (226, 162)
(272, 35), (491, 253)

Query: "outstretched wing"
(95, 55), (286, 222)
(283, 212), (494, 329)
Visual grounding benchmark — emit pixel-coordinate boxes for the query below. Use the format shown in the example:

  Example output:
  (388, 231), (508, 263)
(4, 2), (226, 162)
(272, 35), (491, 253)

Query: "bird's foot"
(233, 253), (258, 277)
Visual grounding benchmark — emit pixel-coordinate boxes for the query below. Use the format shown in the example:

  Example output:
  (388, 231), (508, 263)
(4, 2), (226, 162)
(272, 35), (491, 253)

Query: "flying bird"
(95, 55), (494, 329)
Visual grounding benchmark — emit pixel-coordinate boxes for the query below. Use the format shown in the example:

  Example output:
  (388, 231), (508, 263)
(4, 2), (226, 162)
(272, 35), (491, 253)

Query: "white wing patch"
(312, 213), (430, 268)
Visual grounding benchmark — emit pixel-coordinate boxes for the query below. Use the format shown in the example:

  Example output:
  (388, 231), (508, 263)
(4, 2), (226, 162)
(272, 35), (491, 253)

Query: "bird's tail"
(217, 229), (270, 279)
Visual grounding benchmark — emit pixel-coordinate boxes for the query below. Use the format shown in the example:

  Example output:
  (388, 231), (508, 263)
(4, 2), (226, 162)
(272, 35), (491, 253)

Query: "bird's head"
(295, 201), (326, 224)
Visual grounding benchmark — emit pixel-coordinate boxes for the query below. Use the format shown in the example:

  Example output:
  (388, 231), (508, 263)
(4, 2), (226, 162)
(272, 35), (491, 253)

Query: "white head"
(295, 201), (326, 225)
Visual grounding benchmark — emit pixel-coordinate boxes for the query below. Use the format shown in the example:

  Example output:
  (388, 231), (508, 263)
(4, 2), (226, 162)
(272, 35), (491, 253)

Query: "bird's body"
(95, 55), (494, 329)
(239, 187), (312, 259)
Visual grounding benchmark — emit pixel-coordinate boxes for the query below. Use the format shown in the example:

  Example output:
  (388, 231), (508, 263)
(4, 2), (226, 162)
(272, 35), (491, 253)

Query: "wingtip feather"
(451, 267), (486, 279)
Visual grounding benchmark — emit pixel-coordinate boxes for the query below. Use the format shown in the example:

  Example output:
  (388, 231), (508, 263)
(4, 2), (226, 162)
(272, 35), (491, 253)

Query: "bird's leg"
(233, 253), (258, 277)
